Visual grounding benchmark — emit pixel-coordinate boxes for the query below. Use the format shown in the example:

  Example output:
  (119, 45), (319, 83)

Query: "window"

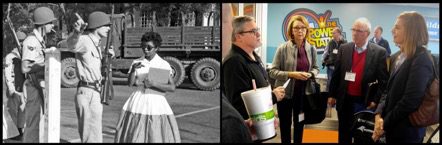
(141, 10), (154, 28)
(141, 10), (148, 27)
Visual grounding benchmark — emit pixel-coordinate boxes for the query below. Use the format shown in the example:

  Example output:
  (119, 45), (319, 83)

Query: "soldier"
(66, 11), (114, 143)
(4, 31), (27, 140)
(21, 7), (57, 142)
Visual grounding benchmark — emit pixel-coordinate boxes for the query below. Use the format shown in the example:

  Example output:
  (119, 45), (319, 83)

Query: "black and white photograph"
(2, 3), (220, 143)
(3, 2), (439, 144)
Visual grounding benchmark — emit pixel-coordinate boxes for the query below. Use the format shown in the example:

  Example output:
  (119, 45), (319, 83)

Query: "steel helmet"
(33, 7), (57, 25)
(87, 11), (111, 29)
(16, 31), (27, 41)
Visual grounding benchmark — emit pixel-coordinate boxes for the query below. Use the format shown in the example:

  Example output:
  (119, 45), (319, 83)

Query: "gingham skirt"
(114, 89), (181, 143)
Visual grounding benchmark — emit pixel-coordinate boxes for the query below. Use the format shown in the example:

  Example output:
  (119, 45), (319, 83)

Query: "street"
(3, 77), (220, 143)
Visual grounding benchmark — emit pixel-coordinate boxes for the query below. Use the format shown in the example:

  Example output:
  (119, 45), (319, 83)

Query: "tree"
(211, 4), (220, 26)
(3, 3), (44, 56)
(189, 3), (214, 26)
(169, 5), (181, 26)
(2, 3), (220, 56)
(206, 4), (221, 26)
(138, 3), (217, 27)
(137, 3), (173, 27)
(62, 3), (117, 33)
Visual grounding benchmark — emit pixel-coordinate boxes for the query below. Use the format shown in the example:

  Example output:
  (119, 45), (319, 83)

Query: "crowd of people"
(221, 3), (436, 143)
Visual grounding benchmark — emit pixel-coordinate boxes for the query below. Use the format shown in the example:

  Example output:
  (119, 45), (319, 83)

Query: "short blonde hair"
(397, 11), (429, 58)
(287, 15), (310, 41)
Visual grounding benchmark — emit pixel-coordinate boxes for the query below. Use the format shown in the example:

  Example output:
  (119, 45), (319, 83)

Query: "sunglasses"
(141, 45), (157, 51)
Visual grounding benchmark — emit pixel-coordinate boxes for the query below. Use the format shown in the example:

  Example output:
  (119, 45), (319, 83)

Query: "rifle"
(7, 3), (46, 114)
(101, 4), (115, 105)
(6, 3), (22, 56)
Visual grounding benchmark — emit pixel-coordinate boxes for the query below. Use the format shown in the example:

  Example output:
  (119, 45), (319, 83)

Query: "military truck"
(58, 13), (220, 91)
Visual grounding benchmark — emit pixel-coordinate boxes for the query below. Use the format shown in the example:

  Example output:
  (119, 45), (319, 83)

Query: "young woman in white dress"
(114, 32), (181, 143)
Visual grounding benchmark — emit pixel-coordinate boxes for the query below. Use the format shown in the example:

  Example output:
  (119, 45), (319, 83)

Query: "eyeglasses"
(293, 26), (307, 31)
(239, 28), (260, 35)
(141, 45), (157, 51)
(351, 28), (367, 33)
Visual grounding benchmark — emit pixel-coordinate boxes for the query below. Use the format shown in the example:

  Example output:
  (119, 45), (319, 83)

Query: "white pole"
(44, 47), (61, 142)
(238, 3), (244, 16)
(255, 3), (268, 66)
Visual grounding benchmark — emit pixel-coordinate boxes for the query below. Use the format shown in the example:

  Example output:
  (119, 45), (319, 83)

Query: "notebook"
(145, 67), (171, 95)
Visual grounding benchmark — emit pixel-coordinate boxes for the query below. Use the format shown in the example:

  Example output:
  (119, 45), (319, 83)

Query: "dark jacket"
(221, 94), (253, 143)
(323, 38), (347, 66)
(376, 47), (433, 143)
(329, 42), (389, 111)
(369, 37), (391, 56)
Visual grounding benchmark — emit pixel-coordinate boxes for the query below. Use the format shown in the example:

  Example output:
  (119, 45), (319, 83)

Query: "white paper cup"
(241, 85), (276, 140)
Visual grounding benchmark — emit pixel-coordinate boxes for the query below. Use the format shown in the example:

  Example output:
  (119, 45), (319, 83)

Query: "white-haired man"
(328, 17), (389, 143)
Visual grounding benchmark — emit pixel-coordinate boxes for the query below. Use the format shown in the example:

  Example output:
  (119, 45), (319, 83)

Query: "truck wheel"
(191, 58), (220, 91)
(61, 57), (79, 88)
(163, 56), (185, 87)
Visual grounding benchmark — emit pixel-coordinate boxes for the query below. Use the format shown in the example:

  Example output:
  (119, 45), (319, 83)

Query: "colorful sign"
(282, 8), (345, 51)
(426, 17), (439, 41)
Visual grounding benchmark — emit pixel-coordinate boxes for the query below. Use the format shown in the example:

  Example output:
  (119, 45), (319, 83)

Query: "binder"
(145, 67), (170, 96)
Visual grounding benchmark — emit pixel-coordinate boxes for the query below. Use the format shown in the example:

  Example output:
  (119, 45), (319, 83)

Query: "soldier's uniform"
(67, 11), (111, 143)
(4, 46), (26, 134)
(21, 7), (56, 143)
(21, 29), (47, 143)
(72, 33), (104, 143)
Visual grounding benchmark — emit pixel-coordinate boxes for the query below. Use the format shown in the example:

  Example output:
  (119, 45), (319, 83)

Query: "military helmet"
(16, 31), (27, 41)
(33, 7), (57, 25)
(87, 11), (111, 29)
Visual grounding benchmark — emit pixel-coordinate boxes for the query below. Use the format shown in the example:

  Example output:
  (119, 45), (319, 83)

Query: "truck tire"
(61, 57), (79, 88)
(163, 56), (185, 87)
(191, 58), (220, 91)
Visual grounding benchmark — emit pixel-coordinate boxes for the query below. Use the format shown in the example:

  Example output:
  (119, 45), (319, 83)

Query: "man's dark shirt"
(222, 44), (276, 119)
(323, 38), (347, 66)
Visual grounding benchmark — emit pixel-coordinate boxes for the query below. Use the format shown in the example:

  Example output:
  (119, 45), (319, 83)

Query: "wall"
(266, 3), (439, 74)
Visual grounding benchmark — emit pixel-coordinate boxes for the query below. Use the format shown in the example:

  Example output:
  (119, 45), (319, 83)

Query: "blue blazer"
(377, 47), (433, 143)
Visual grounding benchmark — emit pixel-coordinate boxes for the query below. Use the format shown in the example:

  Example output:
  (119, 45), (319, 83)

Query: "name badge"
(298, 112), (305, 122)
(345, 72), (356, 82)
(332, 49), (338, 54)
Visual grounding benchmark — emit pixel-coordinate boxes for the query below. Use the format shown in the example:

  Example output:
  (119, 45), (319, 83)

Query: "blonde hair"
(397, 11), (429, 59)
(287, 15), (310, 41)
(232, 15), (255, 42)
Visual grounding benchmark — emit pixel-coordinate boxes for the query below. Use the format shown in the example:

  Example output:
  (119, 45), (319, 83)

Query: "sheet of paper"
(283, 79), (290, 88)
(299, 113), (305, 122)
